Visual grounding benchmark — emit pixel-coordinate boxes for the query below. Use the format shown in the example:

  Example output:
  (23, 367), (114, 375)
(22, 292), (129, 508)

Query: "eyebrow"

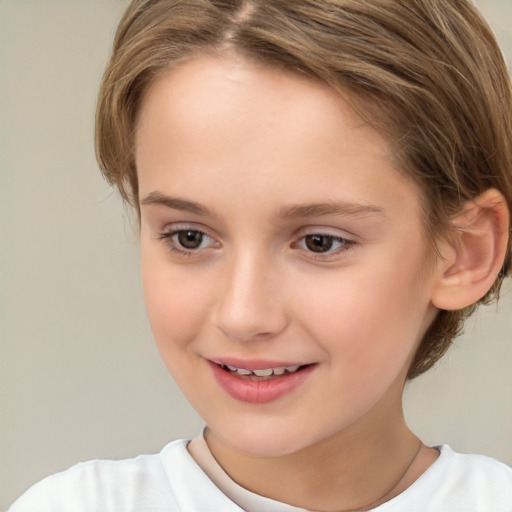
(140, 191), (385, 220)
(278, 201), (385, 219)
(140, 191), (214, 217)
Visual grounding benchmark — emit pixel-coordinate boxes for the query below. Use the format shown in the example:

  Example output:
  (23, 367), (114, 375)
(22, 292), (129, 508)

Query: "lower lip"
(208, 362), (316, 404)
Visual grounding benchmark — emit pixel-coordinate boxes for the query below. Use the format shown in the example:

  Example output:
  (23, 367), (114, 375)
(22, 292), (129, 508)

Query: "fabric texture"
(8, 439), (512, 512)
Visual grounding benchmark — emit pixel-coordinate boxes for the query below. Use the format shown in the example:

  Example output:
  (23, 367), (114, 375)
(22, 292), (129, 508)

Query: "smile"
(209, 360), (316, 404)
(220, 364), (305, 379)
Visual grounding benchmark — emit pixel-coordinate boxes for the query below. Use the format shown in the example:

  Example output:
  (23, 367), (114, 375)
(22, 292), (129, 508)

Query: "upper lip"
(209, 357), (313, 370)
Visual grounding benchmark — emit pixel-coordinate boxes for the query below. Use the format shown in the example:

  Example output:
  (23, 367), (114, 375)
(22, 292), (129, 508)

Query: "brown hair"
(95, 0), (512, 378)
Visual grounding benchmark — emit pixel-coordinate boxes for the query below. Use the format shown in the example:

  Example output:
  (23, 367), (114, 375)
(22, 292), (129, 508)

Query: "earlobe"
(431, 189), (510, 311)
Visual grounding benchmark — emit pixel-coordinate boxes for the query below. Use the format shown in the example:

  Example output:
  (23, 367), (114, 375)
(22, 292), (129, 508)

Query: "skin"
(135, 54), (447, 510)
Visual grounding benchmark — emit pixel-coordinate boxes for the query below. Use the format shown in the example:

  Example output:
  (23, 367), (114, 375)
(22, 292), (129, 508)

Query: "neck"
(204, 404), (435, 511)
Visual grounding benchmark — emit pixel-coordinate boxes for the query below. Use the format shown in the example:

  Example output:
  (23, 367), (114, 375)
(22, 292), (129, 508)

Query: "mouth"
(208, 360), (317, 404)
(217, 363), (312, 380)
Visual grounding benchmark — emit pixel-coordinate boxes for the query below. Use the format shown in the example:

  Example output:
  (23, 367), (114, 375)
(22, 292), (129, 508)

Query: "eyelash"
(157, 228), (217, 257)
(156, 228), (355, 260)
(292, 233), (355, 260)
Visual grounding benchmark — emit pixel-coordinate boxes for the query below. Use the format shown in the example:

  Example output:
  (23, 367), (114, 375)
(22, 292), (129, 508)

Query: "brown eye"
(158, 227), (218, 256)
(176, 230), (204, 249)
(304, 234), (337, 253)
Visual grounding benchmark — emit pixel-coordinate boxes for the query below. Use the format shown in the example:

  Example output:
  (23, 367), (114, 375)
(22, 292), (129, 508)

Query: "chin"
(206, 418), (325, 459)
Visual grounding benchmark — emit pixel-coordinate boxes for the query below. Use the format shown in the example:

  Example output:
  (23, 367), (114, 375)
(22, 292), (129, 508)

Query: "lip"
(208, 359), (316, 404)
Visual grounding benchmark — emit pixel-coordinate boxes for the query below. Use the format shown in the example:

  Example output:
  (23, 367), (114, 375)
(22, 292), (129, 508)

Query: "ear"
(431, 189), (510, 311)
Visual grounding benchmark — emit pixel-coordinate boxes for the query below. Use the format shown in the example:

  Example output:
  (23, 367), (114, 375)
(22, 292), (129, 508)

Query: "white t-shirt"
(8, 438), (512, 512)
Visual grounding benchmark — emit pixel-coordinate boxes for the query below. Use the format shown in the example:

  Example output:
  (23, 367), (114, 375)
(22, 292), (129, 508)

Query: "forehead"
(135, 54), (422, 219)
(136, 55), (388, 158)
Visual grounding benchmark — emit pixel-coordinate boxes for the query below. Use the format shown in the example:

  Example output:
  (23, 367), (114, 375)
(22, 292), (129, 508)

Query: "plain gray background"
(1, 0), (511, 509)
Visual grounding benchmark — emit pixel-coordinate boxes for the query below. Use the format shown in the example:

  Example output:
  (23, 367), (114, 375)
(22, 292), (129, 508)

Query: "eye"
(175, 230), (207, 250)
(157, 228), (219, 255)
(302, 234), (342, 253)
(294, 232), (353, 258)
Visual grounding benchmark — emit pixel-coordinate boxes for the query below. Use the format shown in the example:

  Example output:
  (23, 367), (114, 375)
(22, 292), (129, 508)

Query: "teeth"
(222, 364), (304, 377)
(253, 368), (273, 377)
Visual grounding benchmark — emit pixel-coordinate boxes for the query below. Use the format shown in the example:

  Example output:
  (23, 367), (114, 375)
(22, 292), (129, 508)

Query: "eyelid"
(160, 222), (217, 239)
(293, 225), (356, 241)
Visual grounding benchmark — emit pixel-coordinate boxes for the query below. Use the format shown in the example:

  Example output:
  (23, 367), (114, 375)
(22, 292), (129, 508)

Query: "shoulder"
(7, 440), (189, 512)
(433, 446), (512, 510)
(382, 445), (512, 512)
(438, 445), (512, 487)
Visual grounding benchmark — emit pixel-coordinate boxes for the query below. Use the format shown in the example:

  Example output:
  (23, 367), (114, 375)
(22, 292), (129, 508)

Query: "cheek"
(296, 258), (432, 372)
(141, 251), (210, 354)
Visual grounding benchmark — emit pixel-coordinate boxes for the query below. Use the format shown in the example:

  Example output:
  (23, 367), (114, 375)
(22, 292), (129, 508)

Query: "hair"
(95, 0), (512, 379)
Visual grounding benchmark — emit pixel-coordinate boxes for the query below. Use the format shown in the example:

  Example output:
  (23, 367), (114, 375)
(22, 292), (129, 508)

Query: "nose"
(213, 251), (289, 343)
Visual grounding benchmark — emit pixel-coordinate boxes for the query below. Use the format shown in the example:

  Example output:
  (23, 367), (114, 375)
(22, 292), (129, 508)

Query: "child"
(8, 0), (512, 510)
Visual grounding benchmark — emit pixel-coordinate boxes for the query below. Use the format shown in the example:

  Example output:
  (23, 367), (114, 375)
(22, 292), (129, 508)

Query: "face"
(136, 55), (439, 458)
